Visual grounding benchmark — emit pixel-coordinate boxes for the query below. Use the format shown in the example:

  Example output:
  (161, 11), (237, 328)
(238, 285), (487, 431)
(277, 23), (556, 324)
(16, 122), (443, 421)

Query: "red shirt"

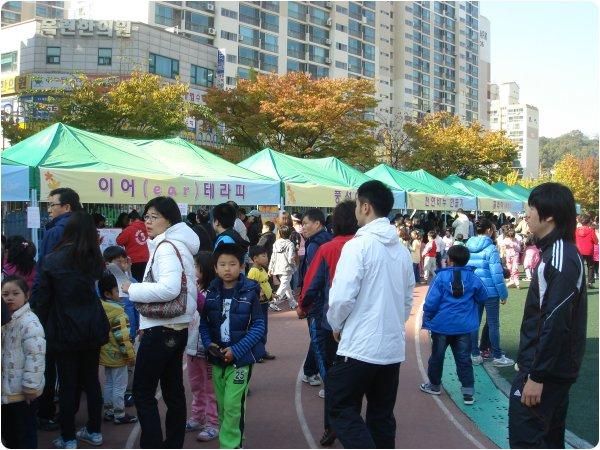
(426, 240), (437, 257)
(116, 220), (150, 263)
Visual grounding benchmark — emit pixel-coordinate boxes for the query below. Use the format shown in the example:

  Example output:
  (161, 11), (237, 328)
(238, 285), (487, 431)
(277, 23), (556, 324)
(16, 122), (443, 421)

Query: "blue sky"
(480, 1), (599, 138)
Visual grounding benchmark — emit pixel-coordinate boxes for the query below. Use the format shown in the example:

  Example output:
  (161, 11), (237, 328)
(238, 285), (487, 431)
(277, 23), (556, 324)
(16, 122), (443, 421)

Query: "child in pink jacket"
(185, 252), (219, 442)
(522, 235), (541, 282)
(503, 229), (522, 288)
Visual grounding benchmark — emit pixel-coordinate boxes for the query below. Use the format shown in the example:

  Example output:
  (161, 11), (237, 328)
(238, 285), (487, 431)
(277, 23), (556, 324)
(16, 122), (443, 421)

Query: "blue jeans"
(470, 298), (502, 359)
(427, 333), (474, 395)
(413, 263), (421, 283)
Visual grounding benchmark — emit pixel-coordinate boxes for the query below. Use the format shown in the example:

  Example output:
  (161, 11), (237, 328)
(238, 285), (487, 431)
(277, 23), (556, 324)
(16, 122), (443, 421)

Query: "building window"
(226, 54), (237, 63)
(221, 8), (238, 19)
(335, 23), (347, 33)
(261, 11), (279, 32)
(186, 2), (215, 12)
(226, 76), (237, 86)
(185, 11), (214, 34)
(149, 53), (179, 78)
(46, 46), (60, 64)
(287, 39), (306, 60)
(239, 4), (260, 26)
(98, 48), (112, 66)
(336, 42), (347, 51)
(1, 51), (18, 72)
(191, 64), (214, 87)
(287, 58), (307, 73)
(238, 46), (259, 68)
(335, 60), (347, 70)
(155, 4), (180, 27)
(221, 30), (237, 41)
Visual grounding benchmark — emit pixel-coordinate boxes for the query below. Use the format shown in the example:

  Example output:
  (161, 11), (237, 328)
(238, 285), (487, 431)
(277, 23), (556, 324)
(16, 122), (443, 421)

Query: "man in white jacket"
(326, 180), (415, 448)
(452, 209), (470, 239)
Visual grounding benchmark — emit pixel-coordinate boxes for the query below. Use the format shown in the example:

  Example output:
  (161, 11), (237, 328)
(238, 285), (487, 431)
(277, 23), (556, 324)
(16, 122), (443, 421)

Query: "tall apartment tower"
(59, 1), (485, 127)
(489, 82), (540, 178)
(1, 1), (69, 26)
(478, 14), (490, 128)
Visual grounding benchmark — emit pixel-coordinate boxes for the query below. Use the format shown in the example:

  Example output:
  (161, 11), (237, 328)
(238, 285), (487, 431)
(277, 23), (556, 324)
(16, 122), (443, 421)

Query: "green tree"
(202, 72), (379, 168)
(1, 72), (209, 145)
(539, 130), (599, 170)
(403, 112), (517, 181)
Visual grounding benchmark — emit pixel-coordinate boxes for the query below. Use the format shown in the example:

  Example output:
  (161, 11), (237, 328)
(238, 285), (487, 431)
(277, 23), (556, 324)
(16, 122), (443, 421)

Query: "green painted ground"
(495, 282), (599, 446)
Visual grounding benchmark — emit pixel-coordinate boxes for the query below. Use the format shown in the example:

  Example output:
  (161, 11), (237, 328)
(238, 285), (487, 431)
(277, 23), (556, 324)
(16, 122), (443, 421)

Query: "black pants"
(320, 328), (339, 431)
(508, 372), (572, 448)
(131, 262), (148, 282)
(583, 254), (595, 285)
(133, 326), (188, 449)
(1, 400), (38, 448)
(327, 356), (400, 448)
(56, 348), (103, 441)
(37, 350), (57, 421)
(303, 318), (319, 377)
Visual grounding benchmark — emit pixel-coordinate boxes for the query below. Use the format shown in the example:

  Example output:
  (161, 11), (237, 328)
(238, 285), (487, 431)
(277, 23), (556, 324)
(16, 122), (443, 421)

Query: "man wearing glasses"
(30, 187), (82, 432)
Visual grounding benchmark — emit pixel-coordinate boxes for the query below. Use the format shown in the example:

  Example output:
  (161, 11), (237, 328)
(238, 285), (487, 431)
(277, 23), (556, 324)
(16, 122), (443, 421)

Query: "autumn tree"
(375, 111), (411, 168)
(553, 154), (599, 209)
(1, 72), (211, 145)
(202, 72), (379, 168)
(402, 112), (517, 181)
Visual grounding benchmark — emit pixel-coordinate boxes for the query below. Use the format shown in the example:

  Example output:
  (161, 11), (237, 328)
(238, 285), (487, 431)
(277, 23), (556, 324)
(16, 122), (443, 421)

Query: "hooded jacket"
(299, 234), (354, 330)
(199, 274), (265, 368)
(422, 267), (488, 335)
(575, 226), (598, 257)
(466, 235), (508, 300)
(268, 238), (296, 275)
(128, 222), (200, 330)
(327, 218), (415, 364)
(516, 230), (587, 383)
(116, 220), (150, 264)
(1, 303), (46, 404)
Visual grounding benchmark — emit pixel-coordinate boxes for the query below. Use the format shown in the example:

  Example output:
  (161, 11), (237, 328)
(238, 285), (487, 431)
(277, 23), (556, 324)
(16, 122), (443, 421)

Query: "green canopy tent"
(444, 175), (524, 212)
(491, 182), (531, 203)
(367, 164), (476, 211)
(239, 148), (406, 208)
(1, 123), (280, 205)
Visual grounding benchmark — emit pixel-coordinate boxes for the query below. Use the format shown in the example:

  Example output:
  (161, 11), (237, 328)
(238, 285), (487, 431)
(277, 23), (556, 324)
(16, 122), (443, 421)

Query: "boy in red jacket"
(116, 211), (149, 282)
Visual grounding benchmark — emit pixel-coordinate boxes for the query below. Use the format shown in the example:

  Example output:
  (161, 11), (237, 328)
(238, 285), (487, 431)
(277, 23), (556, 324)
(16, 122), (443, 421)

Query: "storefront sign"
(38, 19), (132, 38)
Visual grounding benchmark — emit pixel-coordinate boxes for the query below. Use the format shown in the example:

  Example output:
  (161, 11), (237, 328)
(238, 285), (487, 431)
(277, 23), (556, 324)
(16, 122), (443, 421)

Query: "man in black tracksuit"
(509, 183), (587, 449)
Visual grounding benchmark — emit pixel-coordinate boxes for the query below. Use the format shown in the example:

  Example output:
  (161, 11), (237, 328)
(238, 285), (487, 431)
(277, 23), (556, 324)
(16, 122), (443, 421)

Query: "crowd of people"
(0, 182), (595, 449)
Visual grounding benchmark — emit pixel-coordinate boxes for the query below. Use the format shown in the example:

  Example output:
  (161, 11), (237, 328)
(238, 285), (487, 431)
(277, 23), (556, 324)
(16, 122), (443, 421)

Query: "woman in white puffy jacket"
(122, 197), (199, 449)
(1, 275), (46, 449)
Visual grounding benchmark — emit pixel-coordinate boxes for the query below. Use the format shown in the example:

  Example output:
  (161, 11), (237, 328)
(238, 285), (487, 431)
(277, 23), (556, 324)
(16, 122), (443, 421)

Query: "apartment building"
(489, 82), (540, 178)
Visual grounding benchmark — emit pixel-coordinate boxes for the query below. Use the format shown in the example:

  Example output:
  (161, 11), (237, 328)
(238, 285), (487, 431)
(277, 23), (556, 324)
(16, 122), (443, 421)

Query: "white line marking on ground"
(125, 361), (187, 449)
(295, 363), (318, 449)
(414, 301), (485, 449)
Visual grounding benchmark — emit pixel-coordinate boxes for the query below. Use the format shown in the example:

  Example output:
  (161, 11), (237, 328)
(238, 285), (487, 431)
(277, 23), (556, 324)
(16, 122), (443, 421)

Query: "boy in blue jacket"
(420, 245), (487, 405)
(199, 243), (265, 449)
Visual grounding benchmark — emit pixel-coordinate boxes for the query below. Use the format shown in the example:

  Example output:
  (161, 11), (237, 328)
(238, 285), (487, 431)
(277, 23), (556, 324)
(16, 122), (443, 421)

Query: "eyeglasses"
(47, 202), (63, 209)
(143, 214), (162, 222)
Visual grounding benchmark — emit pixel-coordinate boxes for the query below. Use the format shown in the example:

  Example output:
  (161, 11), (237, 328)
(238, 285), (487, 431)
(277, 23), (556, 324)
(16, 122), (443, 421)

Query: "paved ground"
(38, 285), (497, 449)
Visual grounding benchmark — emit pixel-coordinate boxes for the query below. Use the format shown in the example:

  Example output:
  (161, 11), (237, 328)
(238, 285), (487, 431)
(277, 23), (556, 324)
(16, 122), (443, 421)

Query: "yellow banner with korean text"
(39, 168), (280, 205)
(284, 182), (357, 208)
(407, 192), (477, 211)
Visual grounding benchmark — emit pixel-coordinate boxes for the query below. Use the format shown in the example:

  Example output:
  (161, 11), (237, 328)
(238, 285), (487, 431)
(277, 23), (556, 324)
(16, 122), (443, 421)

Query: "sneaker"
(114, 413), (138, 425)
(471, 355), (483, 365)
(124, 393), (135, 407)
(76, 427), (103, 446)
(197, 427), (219, 442)
(53, 437), (77, 449)
(419, 383), (441, 395)
(301, 374), (322, 386)
(186, 420), (202, 432)
(263, 352), (276, 360)
(38, 417), (60, 431)
(319, 429), (337, 447)
(463, 394), (474, 405)
(493, 355), (515, 367)
(318, 389), (325, 398)
(269, 302), (282, 312)
(103, 410), (114, 421)
(480, 349), (492, 360)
